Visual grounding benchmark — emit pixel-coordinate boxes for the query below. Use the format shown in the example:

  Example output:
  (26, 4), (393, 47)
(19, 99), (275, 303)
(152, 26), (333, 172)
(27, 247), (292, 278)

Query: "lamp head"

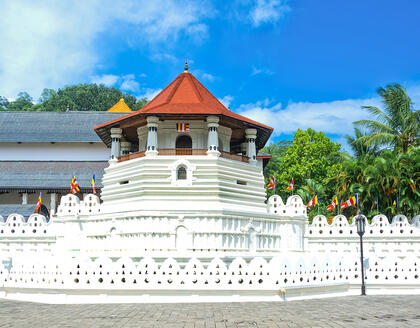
(356, 215), (365, 236)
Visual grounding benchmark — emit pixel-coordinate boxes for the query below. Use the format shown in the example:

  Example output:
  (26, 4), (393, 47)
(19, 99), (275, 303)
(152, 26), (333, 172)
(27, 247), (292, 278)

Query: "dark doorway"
(176, 135), (192, 155)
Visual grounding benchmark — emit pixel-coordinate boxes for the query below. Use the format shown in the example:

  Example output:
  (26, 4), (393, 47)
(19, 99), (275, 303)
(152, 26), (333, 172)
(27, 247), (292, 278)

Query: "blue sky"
(1, 0), (419, 150)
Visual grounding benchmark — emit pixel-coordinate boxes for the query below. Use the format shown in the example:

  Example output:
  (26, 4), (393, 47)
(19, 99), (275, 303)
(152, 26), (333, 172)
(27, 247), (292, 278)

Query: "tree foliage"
(0, 84), (148, 112)
(354, 84), (419, 152)
(262, 129), (344, 219)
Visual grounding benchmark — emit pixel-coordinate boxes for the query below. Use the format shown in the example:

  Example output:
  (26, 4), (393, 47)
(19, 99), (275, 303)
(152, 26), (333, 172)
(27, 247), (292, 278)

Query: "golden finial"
(184, 59), (188, 72)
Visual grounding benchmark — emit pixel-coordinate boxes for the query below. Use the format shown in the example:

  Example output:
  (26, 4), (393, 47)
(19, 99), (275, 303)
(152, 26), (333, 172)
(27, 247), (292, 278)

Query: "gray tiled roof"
(0, 111), (126, 143)
(0, 161), (108, 192)
(0, 205), (36, 221)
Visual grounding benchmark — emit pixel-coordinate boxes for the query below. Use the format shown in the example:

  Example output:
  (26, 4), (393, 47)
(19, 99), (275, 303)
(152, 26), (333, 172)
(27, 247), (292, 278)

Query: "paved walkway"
(0, 295), (418, 327)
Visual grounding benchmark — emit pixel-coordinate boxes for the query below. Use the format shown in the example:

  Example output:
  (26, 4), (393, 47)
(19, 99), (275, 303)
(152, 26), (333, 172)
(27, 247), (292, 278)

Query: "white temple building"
(0, 64), (419, 303)
(0, 99), (132, 217)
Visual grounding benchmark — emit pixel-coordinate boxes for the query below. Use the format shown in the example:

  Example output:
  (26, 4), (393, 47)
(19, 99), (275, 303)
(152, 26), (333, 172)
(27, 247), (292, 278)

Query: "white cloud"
(236, 97), (382, 138)
(251, 67), (274, 76)
(91, 74), (119, 86)
(250, 0), (291, 27)
(219, 95), (234, 108)
(120, 74), (140, 92)
(200, 73), (216, 82)
(191, 69), (218, 82)
(0, 0), (214, 98)
(140, 88), (162, 100)
(150, 53), (178, 63)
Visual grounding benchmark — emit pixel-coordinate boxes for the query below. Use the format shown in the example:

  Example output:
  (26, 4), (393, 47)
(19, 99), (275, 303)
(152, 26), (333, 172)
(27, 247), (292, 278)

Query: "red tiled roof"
(94, 72), (273, 131)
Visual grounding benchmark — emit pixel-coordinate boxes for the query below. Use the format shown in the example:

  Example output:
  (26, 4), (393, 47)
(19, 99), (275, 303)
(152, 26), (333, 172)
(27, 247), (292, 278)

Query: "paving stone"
(0, 296), (419, 327)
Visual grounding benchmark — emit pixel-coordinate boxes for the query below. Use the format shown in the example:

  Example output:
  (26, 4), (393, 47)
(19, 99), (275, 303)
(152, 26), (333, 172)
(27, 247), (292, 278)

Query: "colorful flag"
(326, 194), (339, 212)
(34, 193), (42, 214)
(91, 174), (96, 194)
(71, 176), (80, 194)
(393, 198), (398, 207)
(307, 194), (319, 208)
(340, 194), (358, 210)
(176, 123), (190, 132)
(266, 176), (275, 190)
(286, 174), (294, 191)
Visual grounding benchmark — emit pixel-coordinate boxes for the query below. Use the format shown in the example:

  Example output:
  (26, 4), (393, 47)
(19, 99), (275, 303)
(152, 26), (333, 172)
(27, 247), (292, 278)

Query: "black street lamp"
(355, 214), (366, 296)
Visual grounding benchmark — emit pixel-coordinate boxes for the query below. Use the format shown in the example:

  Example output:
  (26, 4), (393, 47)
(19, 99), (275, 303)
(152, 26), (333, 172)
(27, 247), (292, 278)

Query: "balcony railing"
(117, 148), (249, 163)
(118, 150), (146, 162)
(219, 151), (249, 163)
(158, 148), (207, 155)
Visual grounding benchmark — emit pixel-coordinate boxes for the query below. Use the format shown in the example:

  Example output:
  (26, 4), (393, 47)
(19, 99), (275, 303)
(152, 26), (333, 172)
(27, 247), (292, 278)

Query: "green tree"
(6, 92), (33, 111)
(354, 84), (419, 153)
(2, 84), (148, 112)
(0, 96), (9, 109)
(264, 129), (344, 219)
(261, 140), (292, 179)
(38, 84), (147, 112)
(279, 129), (342, 195)
(345, 127), (379, 159)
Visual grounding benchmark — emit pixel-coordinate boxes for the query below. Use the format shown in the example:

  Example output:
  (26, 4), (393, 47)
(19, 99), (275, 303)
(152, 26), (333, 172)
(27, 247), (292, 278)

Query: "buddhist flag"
(340, 194), (358, 210)
(91, 174), (96, 194)
(286, 175), (294, 191)
(266, 176), (275, 190)
(307, 194), (319, 208)
(176, 123), (190, 132)
(326, 194), (339, 212)
(34, 193), (42, 214)
(71, 176), (80, 194)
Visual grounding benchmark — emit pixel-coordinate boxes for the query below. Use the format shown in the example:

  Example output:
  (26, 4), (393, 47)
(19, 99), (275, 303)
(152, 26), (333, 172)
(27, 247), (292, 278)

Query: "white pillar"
(110, 128), (122, 159)
(146, 116), (159, 156)
(22, 192), (28, 205)
(121, 141), (131, 155)
(245, 128), (257, 164)
(50, 193), (57, 215)
(206, 115), (220, 156)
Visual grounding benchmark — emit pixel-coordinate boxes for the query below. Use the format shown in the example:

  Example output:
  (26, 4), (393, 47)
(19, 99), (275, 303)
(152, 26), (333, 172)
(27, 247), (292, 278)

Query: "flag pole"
(292, 174), (294, 196)
(317, 194), (319, 215)
(274, 176), (276, 195)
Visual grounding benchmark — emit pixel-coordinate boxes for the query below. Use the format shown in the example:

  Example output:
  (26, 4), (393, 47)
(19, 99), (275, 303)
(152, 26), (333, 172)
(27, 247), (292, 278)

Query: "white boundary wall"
(1, 253), (420, 303)
(306, 214), (420, 258)
(1, 194), (419, 303)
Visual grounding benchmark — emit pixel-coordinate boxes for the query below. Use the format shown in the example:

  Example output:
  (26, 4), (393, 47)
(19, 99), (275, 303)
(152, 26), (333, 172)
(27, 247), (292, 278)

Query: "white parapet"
(306, 214), (420, 258)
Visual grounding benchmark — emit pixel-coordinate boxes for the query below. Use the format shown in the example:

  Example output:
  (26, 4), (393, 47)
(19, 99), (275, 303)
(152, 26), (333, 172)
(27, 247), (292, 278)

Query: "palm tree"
(345, 127), (379, 159)
(354, 84), (419, 153)
(296, 178), (324, 205)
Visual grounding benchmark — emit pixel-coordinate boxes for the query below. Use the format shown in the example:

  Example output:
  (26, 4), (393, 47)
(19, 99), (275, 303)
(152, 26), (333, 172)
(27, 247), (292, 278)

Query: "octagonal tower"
(94, 64), (273, 215)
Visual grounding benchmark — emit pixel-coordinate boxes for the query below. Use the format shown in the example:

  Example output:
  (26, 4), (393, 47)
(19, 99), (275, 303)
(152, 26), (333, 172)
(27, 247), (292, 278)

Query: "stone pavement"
(0, 295), (418, 327)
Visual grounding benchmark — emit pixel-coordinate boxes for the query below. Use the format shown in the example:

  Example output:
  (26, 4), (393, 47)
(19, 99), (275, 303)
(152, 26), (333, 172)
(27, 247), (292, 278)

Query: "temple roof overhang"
(0, 111), (127, 143)
(94, 71), (273, 150)
(0, 161), (107, 193)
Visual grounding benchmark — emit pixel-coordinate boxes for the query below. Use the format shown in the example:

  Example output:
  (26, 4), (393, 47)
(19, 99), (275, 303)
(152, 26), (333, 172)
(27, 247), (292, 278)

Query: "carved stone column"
(146, 116), (159, 156)
(110, 128), (122, 159)
(245, 128), (257, 164)
(121, 141), (131, 155)
(206, 115), (220, 156)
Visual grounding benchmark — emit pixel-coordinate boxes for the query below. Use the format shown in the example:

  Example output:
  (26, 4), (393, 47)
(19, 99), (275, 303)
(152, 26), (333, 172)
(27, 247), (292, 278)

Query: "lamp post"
(355, 214), (366, 296)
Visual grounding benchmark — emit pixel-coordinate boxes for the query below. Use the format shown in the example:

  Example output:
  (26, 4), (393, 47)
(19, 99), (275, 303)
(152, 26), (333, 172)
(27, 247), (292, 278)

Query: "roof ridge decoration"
(107, 98), (132, 113)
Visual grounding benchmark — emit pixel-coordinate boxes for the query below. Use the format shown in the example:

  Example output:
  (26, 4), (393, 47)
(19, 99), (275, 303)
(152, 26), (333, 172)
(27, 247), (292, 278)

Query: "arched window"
(177, 166), (187, 180)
